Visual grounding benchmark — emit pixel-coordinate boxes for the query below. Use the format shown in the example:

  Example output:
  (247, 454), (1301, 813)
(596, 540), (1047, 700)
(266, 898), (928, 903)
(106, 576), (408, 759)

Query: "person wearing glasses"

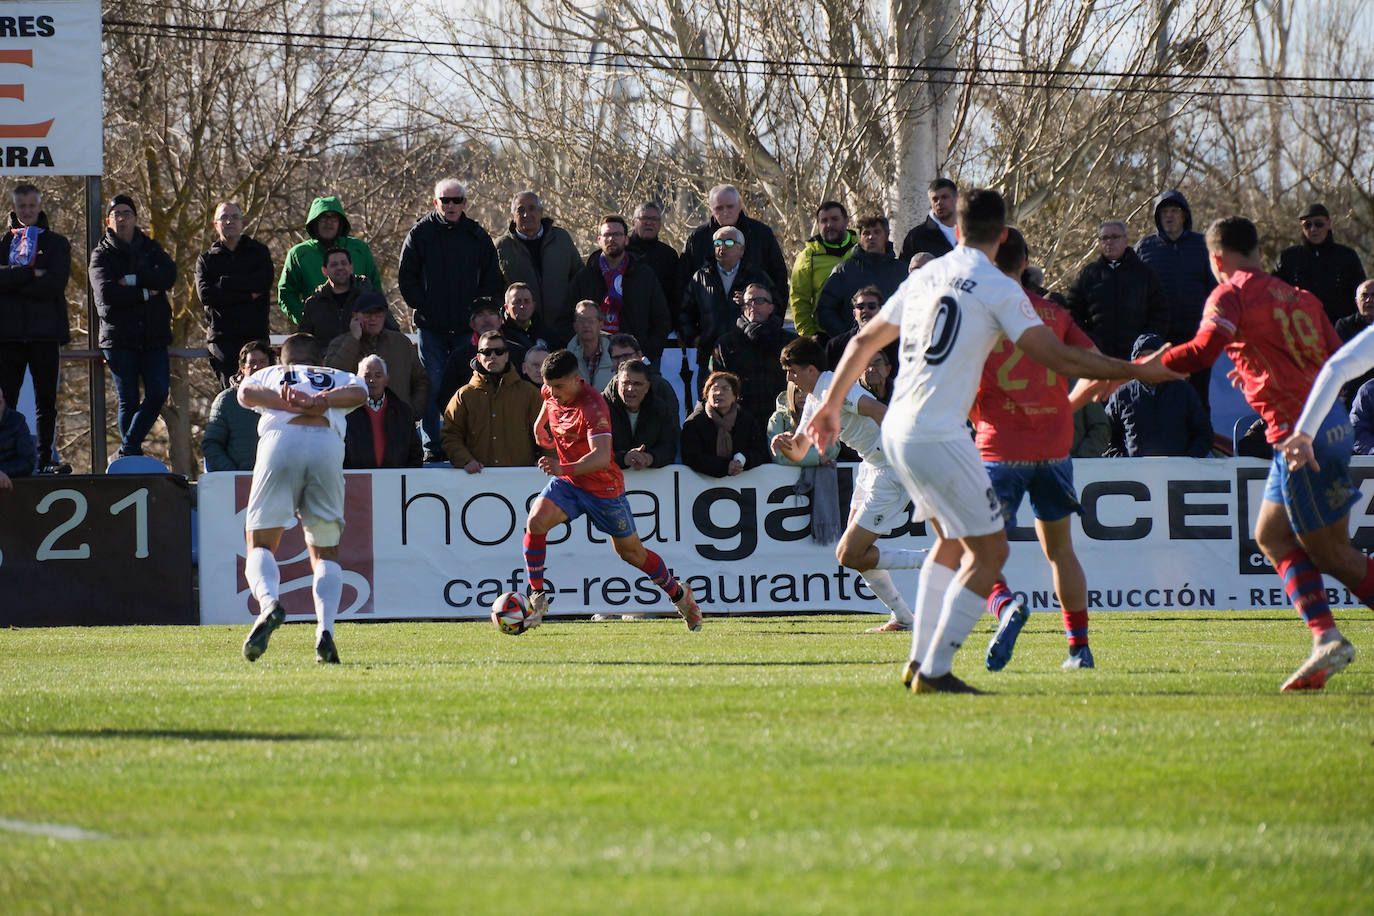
(90, 194), (177, 459)
(706, 282), (796, 442)
(565, 215), (671, 365)
(398, 178), (504, 463)
(825, 286), (900, 374)
(1135, 189), (1217, 410)
(1275, 203), (1367, 326)
(679, 225), (773, 396)
(676, 184), (789, 309)
(195, 201), (274, 389)
(1065, 220), (1168, 360)
(440, 330), (542, 474)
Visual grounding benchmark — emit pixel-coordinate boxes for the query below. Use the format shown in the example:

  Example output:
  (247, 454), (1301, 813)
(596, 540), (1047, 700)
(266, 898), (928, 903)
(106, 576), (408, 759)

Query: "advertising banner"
(197, 458), (1374, 625)
(0, 1), (103, 175)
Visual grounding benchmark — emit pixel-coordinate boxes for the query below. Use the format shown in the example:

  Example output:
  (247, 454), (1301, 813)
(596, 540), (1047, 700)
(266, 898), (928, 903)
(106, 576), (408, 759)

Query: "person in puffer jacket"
(1104, 333), (1213, 458)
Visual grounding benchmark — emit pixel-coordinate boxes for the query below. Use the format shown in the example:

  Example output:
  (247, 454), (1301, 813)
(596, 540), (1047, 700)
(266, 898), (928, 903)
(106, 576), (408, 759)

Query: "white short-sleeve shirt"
(244, 364), (365, 441)
(798, 371), (885, 467)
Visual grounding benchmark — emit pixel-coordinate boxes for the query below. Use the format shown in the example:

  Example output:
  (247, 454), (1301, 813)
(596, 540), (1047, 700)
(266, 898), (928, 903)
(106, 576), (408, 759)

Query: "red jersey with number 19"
(972, 292), (1095, 462)
(1170, 269), (1341, 443)
(542, 378), (624, 497)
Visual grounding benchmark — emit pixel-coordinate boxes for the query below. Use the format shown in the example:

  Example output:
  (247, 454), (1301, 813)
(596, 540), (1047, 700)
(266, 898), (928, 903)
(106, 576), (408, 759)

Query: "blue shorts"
(540, 476), (637, 539)
(1263, 406), (1359, 534)
(986, 459), (1082, 528)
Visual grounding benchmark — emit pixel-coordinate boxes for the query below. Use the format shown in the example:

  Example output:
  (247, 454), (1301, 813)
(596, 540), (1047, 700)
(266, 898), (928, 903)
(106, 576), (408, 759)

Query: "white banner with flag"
(0, 1), (102, 176)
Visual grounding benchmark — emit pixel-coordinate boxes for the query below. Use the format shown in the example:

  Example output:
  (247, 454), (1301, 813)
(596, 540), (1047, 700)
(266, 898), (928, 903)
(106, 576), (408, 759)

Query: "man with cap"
(89, 194), (177, 459)
(1275, 203), (1367, 324)
(323, 292), (429, 418)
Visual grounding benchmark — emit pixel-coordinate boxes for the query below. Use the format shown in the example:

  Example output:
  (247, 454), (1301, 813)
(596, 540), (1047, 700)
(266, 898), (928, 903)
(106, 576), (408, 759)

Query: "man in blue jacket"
(1135, 189), (1217, 411)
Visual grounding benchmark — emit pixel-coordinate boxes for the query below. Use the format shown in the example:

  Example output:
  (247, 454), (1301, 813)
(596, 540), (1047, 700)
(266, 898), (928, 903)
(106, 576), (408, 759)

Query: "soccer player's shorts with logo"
(1264, 405), (1359, 534)
(985, 458), (1082, 528)
(884, 433), (1004, 539)
(245, 426), (347, 546)
(541, 476), (637, 539)
(852, 460), (913, 533)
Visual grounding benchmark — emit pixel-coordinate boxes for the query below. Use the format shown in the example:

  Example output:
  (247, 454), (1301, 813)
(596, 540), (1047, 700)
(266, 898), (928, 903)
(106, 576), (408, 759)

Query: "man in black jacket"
(678, 225), (772, 396)
(603, 359), (679, 471)
(1065, 220), (1168, 360)
(627, 202), (680, 324)
(0, 183), (71, 473)
(815, 215), (908, 337)
(195, 200), (274, 388)
(343, 354), (422, 469)
(567, 216), (671, 365)
(90, 194), (177, 459)
(898, 178), (958, 263)
(676, 185), (789, 307)
(398, 178), (504, 461)
(1274, 203), (1367, 324)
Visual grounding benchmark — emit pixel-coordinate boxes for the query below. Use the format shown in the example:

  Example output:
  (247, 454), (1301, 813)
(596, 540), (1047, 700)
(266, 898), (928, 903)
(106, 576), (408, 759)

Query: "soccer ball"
(491, 591), (534, 635)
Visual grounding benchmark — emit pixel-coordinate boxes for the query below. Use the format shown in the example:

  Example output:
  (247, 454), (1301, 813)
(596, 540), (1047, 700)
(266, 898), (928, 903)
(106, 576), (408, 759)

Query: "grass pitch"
(1, 611), (1372, 915)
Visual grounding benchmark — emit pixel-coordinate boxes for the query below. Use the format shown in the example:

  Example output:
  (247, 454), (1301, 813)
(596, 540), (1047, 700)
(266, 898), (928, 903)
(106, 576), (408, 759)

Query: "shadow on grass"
(14, 728), (344, 742)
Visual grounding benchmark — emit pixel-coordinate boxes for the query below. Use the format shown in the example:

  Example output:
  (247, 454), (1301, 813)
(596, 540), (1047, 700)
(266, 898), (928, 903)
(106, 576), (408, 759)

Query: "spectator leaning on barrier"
(677, 184), (789, 308)
(195, 200), (274, 389)
(397, 178), (504, 461)
(603, 358), (680, 471)
(681, 370), (770, 477)
(90, 194), (176, 459)
(789, 200), (856, 336)
(1104, 333), (1213, 458)
(496, 191), (582, 342)
(1067, 220), (1168, 360)
(1134, 189), (1217, 409)
(767, 382), (838, 468)
(566, 215), (671, 365)
(815, 214), (907, 338)
(440, 330), (542, 474)
(202, 340), (273, 472)
(0, 386), (36, 486)
(277, 195), (380, 324)
(0, 182), (71, 474)
(1274, 203), (1367, 325)
(344, 354), (423, 470)
(608, 332), (680, 418)
(898, 177), (958, 263)
(1335, 280), (1374, 409)
(324, 292), (429, 418)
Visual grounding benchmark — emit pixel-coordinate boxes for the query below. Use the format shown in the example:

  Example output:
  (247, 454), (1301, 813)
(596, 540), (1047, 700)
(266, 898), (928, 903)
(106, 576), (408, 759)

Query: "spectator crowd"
(0, 176), (1370, 480)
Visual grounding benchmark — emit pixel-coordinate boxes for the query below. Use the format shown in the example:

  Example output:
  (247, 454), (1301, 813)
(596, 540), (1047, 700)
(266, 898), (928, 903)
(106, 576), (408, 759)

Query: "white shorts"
(850, 461), (912, 534)
(882, 432), (1003, 539)
(245, 426), (347, 546)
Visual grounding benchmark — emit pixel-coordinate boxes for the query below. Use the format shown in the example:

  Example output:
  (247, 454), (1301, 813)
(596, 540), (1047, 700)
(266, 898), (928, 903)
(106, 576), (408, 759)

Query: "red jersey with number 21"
(973, 292), (1095, 462)
(542, 378), (624, 497)
(1198, 269), (1341, 443)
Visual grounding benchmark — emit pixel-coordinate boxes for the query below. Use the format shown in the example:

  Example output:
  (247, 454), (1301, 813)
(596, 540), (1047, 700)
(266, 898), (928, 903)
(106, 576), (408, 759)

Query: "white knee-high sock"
(873, 547), (925, 570)
(920, 584), (988, 678)
(312, 560), (343, 639)
(859, 569), (914, 626)
(910, 561), (955, 664)
(246, 547), (280, 608)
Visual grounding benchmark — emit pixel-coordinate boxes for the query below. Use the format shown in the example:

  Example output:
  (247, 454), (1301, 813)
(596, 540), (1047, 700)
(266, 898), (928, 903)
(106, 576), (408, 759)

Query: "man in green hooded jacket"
(278, 196), (381, 323)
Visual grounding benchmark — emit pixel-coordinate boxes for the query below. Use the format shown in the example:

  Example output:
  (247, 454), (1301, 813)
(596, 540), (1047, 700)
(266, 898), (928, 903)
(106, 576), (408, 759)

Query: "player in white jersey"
(807, 189), (1182, 693)
(772, 336), (926, 632)
(238, 333), (367, 664)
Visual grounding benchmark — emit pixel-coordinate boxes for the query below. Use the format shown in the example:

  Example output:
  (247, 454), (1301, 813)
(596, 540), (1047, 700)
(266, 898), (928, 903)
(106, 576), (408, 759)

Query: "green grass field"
(2, 611), (1372, 915)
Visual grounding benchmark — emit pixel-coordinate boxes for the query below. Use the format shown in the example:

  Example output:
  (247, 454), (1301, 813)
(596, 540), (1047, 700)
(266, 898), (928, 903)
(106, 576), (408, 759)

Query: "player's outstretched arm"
(807, 317), (899, 451)
(1015, 325), (1183, 385)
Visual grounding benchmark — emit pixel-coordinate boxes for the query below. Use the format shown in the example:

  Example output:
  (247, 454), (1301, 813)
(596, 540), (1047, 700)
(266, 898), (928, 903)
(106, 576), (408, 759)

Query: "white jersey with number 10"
(244, 364), (365, 440)
(878, 245), (1042, 443)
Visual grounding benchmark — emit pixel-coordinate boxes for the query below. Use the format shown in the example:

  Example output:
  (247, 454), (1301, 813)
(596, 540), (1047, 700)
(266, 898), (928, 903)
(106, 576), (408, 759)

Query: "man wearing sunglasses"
(440, 330), (542, 474)
(679, 226), (773, 396)
(1274, 203), (1367, 325)
(398, 178), (504, 463)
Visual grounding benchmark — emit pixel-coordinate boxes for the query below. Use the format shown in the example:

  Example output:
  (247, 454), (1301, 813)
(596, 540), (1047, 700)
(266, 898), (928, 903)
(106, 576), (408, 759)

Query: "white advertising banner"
(197, 459), (1374, 626)
(0, 1), (102, 175)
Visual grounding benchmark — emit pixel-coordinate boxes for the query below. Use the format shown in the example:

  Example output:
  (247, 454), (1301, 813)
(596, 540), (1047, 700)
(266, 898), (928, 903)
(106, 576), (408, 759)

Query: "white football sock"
(859, 569), (914, 626)
(873, 547), (925, 570)
(910, 560), (955, 664)
(245, 547), (280, 607)
(312, 560), (343, 639)
(920, 584), (988, 678)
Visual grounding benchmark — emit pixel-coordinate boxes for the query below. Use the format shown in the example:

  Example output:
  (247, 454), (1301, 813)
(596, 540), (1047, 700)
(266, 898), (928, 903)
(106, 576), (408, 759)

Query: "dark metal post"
(85, 175), (104, 470)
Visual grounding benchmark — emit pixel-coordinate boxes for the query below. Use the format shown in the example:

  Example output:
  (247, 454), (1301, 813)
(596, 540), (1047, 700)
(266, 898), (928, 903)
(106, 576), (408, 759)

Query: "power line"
(101, 16), (1374, 93)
